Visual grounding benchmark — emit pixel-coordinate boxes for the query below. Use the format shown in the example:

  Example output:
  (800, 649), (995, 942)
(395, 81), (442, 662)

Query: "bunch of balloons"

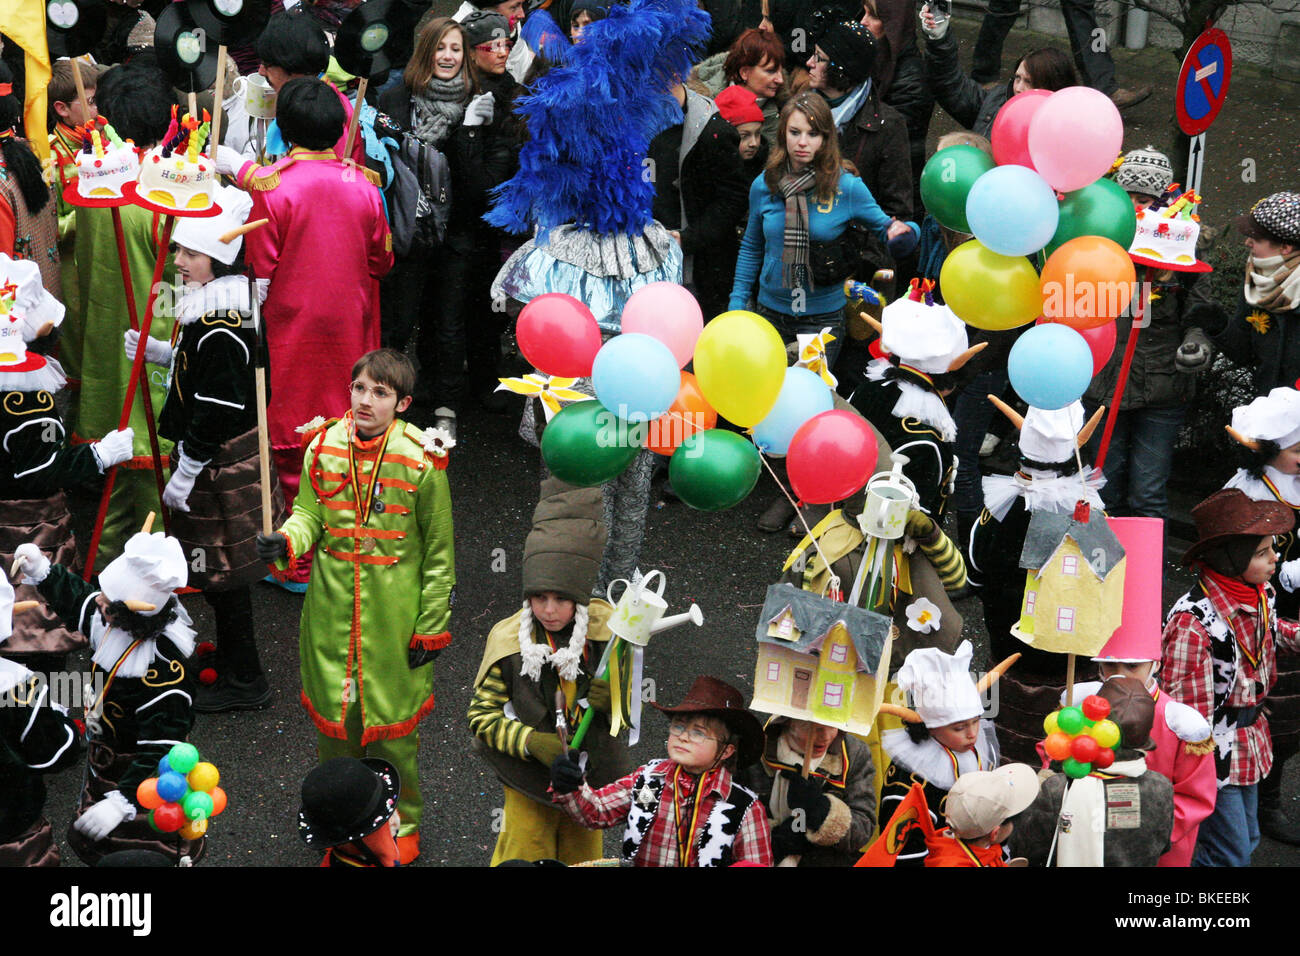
(921, 86), (1139, 411)
(136, 742), (227, 840)
(519, 284), (880, 512)
(1041, 694), (1123, 779)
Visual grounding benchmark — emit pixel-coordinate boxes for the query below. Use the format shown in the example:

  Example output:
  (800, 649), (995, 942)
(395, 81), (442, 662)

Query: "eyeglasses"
(668, 722), (721, 744)
(350, 381), (395, 401)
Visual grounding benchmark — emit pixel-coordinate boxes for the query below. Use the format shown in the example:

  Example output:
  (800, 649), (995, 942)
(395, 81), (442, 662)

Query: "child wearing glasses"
(549, 675), (773, 866)
(257, 348), (456, 865)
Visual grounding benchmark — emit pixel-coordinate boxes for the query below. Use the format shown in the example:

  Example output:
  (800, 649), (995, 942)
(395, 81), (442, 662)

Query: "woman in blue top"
(728, 92), (917, 366)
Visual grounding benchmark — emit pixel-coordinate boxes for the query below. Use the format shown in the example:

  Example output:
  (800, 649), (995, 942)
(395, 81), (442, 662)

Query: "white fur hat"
(1019, 402), (1084, 463)
(97, 532), (188, 615)
(880, 280), (969, 375)
(1231, 387), (1300, 450)
(896, 639), (984, 728)
(172, 185), (254, 265)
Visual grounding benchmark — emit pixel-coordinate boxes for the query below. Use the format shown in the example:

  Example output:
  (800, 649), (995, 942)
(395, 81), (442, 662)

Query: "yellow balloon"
(693, 311), (786, 427)
(188, 761), (220, 792)
(940, 240), (1042, 331)
(1042, 710), (1060, 736)
(1088, 718), (1121, 749)
(179, 817), (209, 840)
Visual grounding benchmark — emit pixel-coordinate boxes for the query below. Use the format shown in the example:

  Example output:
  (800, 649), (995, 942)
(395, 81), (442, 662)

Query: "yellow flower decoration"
(496, 374), (587, 421)
(795, 327), (838, 389)
(1247, 310), (1272, 335)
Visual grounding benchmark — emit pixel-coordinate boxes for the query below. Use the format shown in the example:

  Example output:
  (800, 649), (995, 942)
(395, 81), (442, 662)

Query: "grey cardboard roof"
(1018, 509), (1126, 581)
(755, 583), (893, 674)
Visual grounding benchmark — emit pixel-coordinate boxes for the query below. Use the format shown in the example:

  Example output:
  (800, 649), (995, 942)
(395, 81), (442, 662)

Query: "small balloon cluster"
(506, 284), (879, 513)
(919, 86), (1139, 413)
(1042, 694), (1122, 779)
(136, 742), (227, 839)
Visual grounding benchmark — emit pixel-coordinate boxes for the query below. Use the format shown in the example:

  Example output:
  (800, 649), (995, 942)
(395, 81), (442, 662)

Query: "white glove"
(215, 144), (245, 177)
(72, 790), (136, 841)
(162, 448), (208, 513)
(11, 543), (50, 586)
(91, 427), (135, 472)
(463, 92), (495, 127)
(124, 328), (174, 366)
(1279, 558), (1300, 594)
(918, 3), (949, 39)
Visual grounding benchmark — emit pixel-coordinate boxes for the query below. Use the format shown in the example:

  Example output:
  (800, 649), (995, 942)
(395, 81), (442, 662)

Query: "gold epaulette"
(246, 166), (281, 191)
(297, 416), (339, 450)
(361, 165), (381, 187)
(1184, 737), (1216, 757)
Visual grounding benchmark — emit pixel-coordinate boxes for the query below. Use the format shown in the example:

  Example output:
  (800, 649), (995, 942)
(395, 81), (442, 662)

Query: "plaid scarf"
(1244, 251), (1300, 313)
(779, 168), (817, 290)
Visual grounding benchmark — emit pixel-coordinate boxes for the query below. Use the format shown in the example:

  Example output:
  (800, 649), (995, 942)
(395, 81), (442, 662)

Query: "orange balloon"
(209, 786), (228, 817)
(1039, 236), (1138, 330)
(136, 777), (164, 810)
(1044, 731), (1073, 762)
(645, 371), (718, 457)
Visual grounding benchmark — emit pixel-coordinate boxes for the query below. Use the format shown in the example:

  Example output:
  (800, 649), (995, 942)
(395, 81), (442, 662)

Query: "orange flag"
(854, 782), (936, 867)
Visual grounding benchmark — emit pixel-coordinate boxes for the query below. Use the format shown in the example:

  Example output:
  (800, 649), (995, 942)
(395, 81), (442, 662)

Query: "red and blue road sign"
(1175, 27), (1232, 136)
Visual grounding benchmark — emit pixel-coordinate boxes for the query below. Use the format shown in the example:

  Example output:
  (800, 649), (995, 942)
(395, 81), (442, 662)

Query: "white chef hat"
(895, 639), (984, 728)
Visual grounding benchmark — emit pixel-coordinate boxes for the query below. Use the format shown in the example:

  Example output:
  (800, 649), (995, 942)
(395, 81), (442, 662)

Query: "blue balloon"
(592, 333), (681, 423)
(752, 367), (835, 455)
(1008, 324), (1093, 410)
(157, 755), (172, 777)
(966, 165), (1060, 257)
(156, 771), (188, 803)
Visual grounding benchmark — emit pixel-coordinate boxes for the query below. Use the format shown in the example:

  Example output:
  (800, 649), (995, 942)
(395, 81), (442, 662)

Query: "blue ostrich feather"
(486, 0), (712, 238)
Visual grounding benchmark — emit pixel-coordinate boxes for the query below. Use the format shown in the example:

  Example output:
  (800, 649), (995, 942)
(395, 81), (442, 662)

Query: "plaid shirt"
(1162, 576), (1300, 786)
(554, 759), (773, 867)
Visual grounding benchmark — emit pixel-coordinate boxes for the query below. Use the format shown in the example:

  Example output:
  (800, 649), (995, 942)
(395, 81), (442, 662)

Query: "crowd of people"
(0, 0), (1298, 870)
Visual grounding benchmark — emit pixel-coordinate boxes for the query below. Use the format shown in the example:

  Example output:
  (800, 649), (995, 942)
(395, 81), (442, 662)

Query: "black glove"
(550, 749), (585, 794)
(408, 645), (439, 669)
(771, 818), (811, 860)
(784, 771), (832, 831)
(256, 532), (288, 562)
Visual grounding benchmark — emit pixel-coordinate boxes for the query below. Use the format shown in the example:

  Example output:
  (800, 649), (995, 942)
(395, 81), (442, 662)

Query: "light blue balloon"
(1008, 324), (1093, 410)
(592, 333), (680, 423)
(966, 164), (1060, 257)
(752, 366), (835, 455)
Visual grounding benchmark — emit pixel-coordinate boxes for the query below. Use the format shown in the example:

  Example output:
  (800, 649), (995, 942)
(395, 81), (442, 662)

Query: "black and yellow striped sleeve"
(915, 526), (967, 591)
(467, 663), (532, 760)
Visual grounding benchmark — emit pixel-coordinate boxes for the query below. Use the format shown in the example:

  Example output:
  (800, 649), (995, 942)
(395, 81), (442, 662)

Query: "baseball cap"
(944, 764), (1040, 839)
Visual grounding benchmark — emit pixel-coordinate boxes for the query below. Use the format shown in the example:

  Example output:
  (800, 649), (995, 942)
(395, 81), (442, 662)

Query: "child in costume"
(0, 256), (133, 672)
(1223, 387), (1300, 843)
(11, 527), (201, 865)
(124, 184), (286, 713)
(1011, 677), (1175, 867)
(549, 675), (774, 866)
(468, 477), (628, 865)
(298, 757), (403, 868)
(1162, 488), (1300, 866)
(47, 59), (101, 332)
(257, 349), (454, 865)
(877, 640), (1003, 866)
(0, 572), (83, 867)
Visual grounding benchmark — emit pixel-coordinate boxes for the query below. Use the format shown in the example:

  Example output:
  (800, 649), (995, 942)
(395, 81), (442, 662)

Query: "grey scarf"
(411, 76), (467, 148)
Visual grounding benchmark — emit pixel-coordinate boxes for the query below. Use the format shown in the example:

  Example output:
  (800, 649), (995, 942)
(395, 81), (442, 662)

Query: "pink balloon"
(516, 294), (603, 378)
(990, 89), (1051, 169)
(1027, 87), (1124, 193)
(1038, 315), (1117, 375)
(787, 410), (879, 505)
(620, 282), (704, 369)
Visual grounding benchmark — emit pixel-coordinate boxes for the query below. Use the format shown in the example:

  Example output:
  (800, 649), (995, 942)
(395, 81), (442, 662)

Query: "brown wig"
(764, 93), (842, 205)
(723, 28), (786, 87)
(404, 17), (479, 98)
(1017, 48), (1078, 92)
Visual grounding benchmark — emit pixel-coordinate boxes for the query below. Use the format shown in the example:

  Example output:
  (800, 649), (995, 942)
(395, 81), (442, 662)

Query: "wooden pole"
(71, 61), (92, 117)
(340, 76), (368, 162)
(209, 45), (228, 161)
(1064, 653), (1076, 707)
(188, 90), (199, 121)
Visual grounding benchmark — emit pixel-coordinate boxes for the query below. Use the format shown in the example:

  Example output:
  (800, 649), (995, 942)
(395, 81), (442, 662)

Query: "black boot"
(194, 588), (272, 714)
(1258, 758), (1300, 845)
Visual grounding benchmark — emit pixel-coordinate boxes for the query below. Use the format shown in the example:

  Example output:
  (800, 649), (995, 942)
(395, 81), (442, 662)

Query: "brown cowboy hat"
(652, 675), (766, 767)
(1097, 676), (1156, 752)
(1181, 488), (1294, 567)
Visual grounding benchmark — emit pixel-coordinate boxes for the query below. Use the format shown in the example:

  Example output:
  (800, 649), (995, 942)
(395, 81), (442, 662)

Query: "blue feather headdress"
(486, 0), (712, 239)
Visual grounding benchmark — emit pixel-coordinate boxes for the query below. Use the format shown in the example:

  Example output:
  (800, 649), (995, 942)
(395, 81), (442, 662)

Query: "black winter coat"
(1212, 291), (1300, 398)
(922, 30), (1011, 138)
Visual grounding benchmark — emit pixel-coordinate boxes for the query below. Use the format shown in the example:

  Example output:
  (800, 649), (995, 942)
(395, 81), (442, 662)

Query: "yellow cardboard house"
(753, 583), (893, 734)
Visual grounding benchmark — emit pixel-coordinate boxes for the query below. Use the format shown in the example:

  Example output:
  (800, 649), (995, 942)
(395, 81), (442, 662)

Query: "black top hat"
(298, 757), (401, 849)
(652, 675), (765, 767)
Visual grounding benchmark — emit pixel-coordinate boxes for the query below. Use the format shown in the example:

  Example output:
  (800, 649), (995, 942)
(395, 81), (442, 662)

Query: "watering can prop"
(571, 570), (704, 748)
(848, 453), (919, 609)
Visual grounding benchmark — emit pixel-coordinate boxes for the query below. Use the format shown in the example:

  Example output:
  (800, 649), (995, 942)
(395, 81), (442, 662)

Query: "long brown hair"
(404, 16), (479, 96)
(764, 93), (842, 204)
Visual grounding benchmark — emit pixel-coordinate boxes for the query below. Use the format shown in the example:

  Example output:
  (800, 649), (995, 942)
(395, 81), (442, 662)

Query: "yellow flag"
(0, 0), (53, 163)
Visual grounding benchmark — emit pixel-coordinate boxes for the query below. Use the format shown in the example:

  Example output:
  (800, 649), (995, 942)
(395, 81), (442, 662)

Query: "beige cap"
(944, 764), (1040, 839)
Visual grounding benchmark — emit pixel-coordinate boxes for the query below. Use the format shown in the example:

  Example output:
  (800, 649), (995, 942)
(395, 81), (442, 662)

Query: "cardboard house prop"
(1009, 505), (1127, 657)
(753, 583), (894, 734)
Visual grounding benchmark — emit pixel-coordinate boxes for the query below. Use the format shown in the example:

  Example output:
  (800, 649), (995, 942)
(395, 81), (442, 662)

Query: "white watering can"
(606, 570), (703, 647)
(858, 452), (918, 540)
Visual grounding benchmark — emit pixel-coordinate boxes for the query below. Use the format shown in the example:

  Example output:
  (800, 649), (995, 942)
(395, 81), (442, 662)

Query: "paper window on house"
(766, 661), (781, 682)
(823, 683), (844, 708)
(1057, 607), (1076, 632)
(829, 643), (848, 664)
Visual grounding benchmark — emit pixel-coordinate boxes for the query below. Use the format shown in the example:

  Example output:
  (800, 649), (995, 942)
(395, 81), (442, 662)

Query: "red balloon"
(1081, 694), (1111, 722)
(1095, 747), (1116, 769)
(1071, 734), (1101, 764)
(1037, 315), (1116, 375)
(787, 410), (879, 505)
(152, 802), (186, 833)
(990, 89), (1051, 169)
(515, 294), (603, 378)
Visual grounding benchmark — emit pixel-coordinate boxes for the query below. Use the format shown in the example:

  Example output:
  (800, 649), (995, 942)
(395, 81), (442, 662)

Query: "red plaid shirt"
(554, 759), (773, 867)
(1162, 576), (1300, 786)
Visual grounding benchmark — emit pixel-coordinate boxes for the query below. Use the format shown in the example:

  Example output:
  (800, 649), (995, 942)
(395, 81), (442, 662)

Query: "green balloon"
(668, 430), (761, 512)
(541, 400), (641, 487)
(919, 145), (996, 233)
(167, 742), (200, 774)
(182, 790), (215, 821)
(1063, 757), (1093, 779)
(1046, 178), (1137, 256)
(1056, 705), (1086, 735)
